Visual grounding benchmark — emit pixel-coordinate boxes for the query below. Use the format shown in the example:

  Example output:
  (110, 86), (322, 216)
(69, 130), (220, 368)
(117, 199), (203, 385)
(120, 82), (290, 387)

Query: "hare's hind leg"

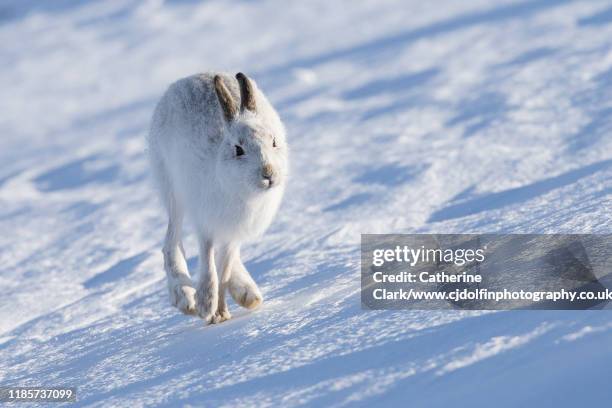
(155, 159), (196, 315)
(228, 249), (263, 310)
(163, 206), (196, 315)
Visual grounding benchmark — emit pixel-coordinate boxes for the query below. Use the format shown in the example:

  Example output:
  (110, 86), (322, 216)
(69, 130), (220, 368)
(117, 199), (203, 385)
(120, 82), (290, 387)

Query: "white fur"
(147, 72), (288, 323)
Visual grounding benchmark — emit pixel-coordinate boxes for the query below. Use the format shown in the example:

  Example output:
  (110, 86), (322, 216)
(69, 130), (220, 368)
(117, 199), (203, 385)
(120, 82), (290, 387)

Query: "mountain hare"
(148, 72), (288, 324)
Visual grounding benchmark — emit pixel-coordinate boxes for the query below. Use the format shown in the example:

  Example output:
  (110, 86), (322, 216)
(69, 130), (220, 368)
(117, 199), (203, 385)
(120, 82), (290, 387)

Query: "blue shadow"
(323, 193), (373, 212)
(61, 201), (102, 218)
(566, 68), (612, 152)
(429, 159), (612, 222)
(0, 0), (85, 24)
(497, 47), (557, 67)
(343, 69), (438, 100)
(260, 0), (573, 77)
(446, 92), (508, 137)
(578, 6), (612, 26)
(359, 94), (433, 121)
(353, 163), (427, 187)
(566, 106), (612, 152)
(33, 154), (119, 192)
(83, 252), (148, 289)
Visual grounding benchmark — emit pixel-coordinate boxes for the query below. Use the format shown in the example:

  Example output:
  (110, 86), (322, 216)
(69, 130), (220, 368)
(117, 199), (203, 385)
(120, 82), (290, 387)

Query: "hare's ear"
(214, 75), (237, 121)
(236, 72), (256, 113)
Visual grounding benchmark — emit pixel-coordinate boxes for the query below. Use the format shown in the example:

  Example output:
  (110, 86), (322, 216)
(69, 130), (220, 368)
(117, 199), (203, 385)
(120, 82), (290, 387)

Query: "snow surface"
(0, 0), (611, 406)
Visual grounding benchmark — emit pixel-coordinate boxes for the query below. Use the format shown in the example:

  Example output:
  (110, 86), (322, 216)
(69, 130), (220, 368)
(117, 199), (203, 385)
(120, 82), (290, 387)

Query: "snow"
(0, 0), (611, 406)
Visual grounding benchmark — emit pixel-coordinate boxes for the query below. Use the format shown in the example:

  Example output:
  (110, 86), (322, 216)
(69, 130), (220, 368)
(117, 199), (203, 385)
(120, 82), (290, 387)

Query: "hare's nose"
(262, 164), (274, 179)
(261, 164), (274, 187)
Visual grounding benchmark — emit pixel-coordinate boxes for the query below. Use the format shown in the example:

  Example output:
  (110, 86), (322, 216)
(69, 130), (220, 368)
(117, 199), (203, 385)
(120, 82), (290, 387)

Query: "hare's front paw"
(169, 283), (197, 315)
(215, 309), (232, 323)
(229, 280), (263, 310)
(196, 287), (219, 324)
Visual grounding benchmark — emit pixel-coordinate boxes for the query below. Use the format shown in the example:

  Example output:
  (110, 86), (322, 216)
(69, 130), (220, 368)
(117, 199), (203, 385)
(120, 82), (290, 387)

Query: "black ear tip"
(236, 72), (256, 112)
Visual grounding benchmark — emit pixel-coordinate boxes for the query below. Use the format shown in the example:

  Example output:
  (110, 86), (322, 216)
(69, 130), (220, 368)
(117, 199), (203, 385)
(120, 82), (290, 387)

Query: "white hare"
(147, 72), (288, 324)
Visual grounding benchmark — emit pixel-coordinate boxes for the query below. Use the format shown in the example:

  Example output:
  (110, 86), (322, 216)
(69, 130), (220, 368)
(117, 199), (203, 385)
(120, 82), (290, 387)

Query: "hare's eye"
(272, 138), (277, 148)
(235, 145), (245, 157)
